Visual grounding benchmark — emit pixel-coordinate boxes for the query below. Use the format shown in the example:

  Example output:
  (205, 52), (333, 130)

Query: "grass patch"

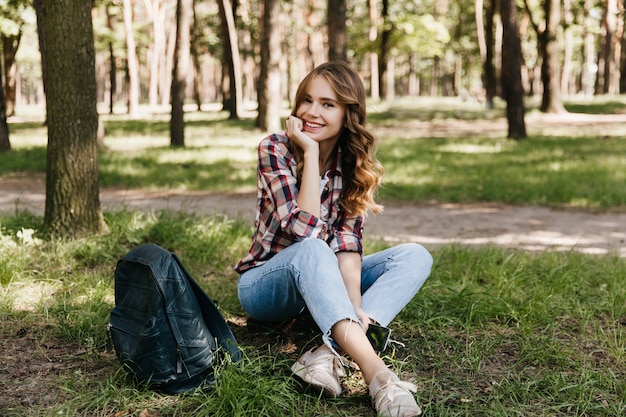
(377, 135), (626, 208)
(0, 212), (624, 416)
(4, 98), (626, 210)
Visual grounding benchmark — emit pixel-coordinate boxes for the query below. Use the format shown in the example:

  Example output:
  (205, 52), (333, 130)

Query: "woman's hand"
(354, 306), (372, 332)
(285, 116), (318, 154)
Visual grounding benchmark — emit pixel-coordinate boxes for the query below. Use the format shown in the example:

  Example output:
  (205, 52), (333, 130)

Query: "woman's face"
(295, 76), (346, 147)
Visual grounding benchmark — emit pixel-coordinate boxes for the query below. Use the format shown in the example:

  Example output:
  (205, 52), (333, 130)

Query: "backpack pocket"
(108, 310), (178, 382)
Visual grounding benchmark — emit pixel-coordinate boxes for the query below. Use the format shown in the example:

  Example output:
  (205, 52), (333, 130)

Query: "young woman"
(235, 62), (432, 417)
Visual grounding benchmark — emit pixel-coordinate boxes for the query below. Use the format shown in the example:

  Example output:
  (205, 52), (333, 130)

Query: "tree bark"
(620, 0), (626, 93)
(106, 4), (117, 114)
(483, 0), (497, 109)
(379, 0), (391, 99)
(0, 54), (10, 152)
(500, 0), (527, 139)
(191, 0), (203, 111)
(257, 0), (282, 132)
(170, 0), (192, 147)
(123, 0), (140, 115)
(1, 34), (20, 117)
(145, 0), (165, 108)
(561, 0), (573, 95)
(218, 0), (242, 119)
(328, 0), (347, 61)
(368, 0), (379, 100)
(599, 0), (618, 94)
(41, 0), (107, 236)
(539, 0), (565, 113)
(33, 0), (48, 118)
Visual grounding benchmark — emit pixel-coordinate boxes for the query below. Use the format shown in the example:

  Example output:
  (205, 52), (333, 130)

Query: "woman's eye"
(324, 102), (334, 108)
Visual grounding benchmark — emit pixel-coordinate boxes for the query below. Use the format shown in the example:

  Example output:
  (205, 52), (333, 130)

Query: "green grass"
(3, 98), (626, 210)
(378, 135), (626, 208)
(1, 98), (625, 416)
(0, 212), (624, 416)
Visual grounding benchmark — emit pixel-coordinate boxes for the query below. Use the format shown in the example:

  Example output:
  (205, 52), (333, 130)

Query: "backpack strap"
(172, 253), (242, 363)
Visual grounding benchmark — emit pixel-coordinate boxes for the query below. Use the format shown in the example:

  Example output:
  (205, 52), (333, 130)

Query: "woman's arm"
(285, 116), (321, 217)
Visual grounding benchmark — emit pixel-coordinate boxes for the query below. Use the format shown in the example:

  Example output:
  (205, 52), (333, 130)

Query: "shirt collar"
(328, 146), (343, 175)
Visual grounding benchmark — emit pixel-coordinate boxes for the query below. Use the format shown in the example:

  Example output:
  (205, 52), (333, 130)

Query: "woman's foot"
(369, 370), (422, 416)
(290, 345), (345, 397)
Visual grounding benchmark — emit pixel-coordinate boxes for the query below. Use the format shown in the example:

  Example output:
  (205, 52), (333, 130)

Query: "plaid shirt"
(235, 133), (364, 273)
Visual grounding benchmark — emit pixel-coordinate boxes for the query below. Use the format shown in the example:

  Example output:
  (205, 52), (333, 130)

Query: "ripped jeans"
(237, 238), (433, 345)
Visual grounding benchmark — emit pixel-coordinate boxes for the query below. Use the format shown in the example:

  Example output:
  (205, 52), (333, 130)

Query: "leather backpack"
(108, 243), (241, 394)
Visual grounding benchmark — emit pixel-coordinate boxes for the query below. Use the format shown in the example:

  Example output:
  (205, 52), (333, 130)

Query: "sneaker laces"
(372, 378), (418, 412)
(308, 348), (346, 379)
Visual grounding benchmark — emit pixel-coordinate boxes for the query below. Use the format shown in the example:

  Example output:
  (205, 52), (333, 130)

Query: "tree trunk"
(146, 0), (165, 108)
(328, 0), (347, 61)
(33, 0), (48, 120)
(123, 0), (140, 115)
(170, 0), (192, 147)
(379, 0), (390, 98)
(106, 4), (117, 114)
(191, 0), (203, 111)
(0, 54), (10, 152)
(218, 0), (242, 119)
(483, 0), (497, 109)
(582, 0), (595, 96)
(368, 0), (379, 99)
(257, 0), (282, 132)
(561, 0), (573, 95)
(41, 0), (107, 236)
(500, 0), (527, 139)
(620, 1), (626, 93)
(539, 0), (565, 113)
(601, 0), (617, 93)
(1, 34), (20, 117)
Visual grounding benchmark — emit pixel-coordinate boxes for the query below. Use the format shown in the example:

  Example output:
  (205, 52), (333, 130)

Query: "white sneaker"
(369, 370), (422, 417)
(290, 345), (345, 397)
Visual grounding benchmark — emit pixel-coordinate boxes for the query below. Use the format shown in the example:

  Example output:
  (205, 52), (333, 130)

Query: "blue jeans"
(237, 239), (432, 340)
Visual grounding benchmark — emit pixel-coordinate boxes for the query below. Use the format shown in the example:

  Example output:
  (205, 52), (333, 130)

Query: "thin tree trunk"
(123, 0), (140, 115)
(379, 0), (390, 98)
(501, 0), (527, 139)
(368, 0), (379, 100)
(328, 0), (347, 61)
(144, 0), (165, 108)
(1, 34), (20, 117)
(257, 0), (282, 132)
(218, 0), (242, 119)
(33, 0), (48, 120)
(483, 0), (497, 109)
(106, 5), (117, 114)
(191, 0), (202, 110)
(0, 55), (9, 152)
(582, 0), (595, 96)
(170, 0), (192, 147)
(620, 1), (626, 93)
(539, 0), (565, 113)
(561, 0), (573, 95)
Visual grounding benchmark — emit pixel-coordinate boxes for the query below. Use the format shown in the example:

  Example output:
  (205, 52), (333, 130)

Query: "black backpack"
(108, 243), (241, 394)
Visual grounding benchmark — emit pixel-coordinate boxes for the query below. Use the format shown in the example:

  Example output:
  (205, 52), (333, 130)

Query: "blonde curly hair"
(290, 62), (384, 217)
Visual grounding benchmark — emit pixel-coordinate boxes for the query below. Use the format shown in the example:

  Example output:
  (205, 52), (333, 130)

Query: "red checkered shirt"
(235, 133), (364, 273)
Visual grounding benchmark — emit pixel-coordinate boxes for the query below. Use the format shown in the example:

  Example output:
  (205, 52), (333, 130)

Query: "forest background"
(2, 0), (626, 234)
(2, 0), (625, 123)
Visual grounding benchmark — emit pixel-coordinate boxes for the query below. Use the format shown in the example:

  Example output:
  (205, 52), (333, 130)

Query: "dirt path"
(1, 175), (624, 257)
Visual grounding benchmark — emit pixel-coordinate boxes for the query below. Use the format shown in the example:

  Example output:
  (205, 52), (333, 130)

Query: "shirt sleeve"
(258, 135), (326, 241)
(328, 212), (364, 255)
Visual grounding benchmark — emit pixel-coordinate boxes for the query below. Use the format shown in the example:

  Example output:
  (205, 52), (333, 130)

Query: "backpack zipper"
(177, 347), (183, 374)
